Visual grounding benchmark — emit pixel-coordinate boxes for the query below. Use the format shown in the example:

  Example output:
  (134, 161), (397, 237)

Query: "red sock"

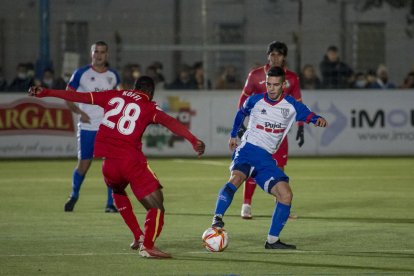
(143, 208), (164, 249)
(113, 193), (144, 241)
(243, 177), (257, 205)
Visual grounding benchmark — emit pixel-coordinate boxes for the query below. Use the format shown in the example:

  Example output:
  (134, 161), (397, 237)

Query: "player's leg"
(102, 158), (143, 249)
(129, 163), (170, 258)
(272, 138), (297, 220)
(65, 129), (95, 212)
(213, 144), (254, 228)
(137, 189), (171, 258)
(254, 161), (296, 249)
(112, 188), (144, 249)
(212, 169), (246, 228)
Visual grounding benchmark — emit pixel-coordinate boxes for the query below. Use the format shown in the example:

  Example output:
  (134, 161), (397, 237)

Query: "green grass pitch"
(0, 157), (413, 275)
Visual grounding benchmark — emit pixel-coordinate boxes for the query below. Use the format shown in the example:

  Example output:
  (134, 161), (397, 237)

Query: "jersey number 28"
(102, 97), (140, 135)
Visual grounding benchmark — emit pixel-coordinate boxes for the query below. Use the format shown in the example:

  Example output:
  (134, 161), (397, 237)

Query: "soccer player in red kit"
(29, 76), (205, 259)
(238, 41), (304, 219)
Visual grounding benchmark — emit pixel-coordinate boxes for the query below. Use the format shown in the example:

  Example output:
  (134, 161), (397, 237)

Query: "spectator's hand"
(79, 110), (91, 124)
(237, 123), (247, 139)
(229, 137), (238, 152)
(28, 86), (45, 97)
(315, 117), (328, 127)
(296, 125), (304, 147)
(194, 140), (205, 157)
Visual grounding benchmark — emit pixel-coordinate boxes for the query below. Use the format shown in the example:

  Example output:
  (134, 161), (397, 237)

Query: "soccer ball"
(202, 227), (228, 252)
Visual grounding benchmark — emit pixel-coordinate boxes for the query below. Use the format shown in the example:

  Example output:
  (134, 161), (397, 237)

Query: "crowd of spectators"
(1, 47), (413, 93)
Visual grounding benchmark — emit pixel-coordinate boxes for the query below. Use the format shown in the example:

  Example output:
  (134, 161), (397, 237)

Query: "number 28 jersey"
(89, 90), (185, 160)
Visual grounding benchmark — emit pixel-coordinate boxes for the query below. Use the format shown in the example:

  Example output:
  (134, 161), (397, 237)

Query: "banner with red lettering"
(0, 94), (77, 157)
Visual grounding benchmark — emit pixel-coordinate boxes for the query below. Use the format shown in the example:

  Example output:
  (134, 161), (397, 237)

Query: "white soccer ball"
(202, 227), (228, 252)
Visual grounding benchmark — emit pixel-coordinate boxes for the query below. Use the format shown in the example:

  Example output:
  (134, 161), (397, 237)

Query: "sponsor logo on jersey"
(0, 98), (75, 135)
(256, 122), (284, 134)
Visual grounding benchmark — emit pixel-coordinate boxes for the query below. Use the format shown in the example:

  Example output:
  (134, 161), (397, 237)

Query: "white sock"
(267, 235), (279, 244)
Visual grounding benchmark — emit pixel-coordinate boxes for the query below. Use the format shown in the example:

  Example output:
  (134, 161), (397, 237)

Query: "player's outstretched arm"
(28, 86), (93, 104)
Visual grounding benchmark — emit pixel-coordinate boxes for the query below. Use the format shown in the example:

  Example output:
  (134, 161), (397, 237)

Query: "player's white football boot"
(130, 235), (144, 250)
(241, 204), (252, 219)
(139, 245), (171, 258)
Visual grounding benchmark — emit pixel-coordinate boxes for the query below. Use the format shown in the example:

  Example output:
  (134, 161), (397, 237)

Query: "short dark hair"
(327, 45), (338, 52)
(91, 41), (108, 52)
(134, 76), (155, 99)
(267, 41), (288, 56)
(267, 66), (285, 81)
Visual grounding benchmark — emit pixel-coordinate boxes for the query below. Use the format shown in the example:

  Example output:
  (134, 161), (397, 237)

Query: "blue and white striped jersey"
(231, 93), (320, 154)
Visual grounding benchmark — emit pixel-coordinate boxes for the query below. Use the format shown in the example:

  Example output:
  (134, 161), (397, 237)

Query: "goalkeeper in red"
(239, 41), (303, 219)
(29, 76), (205, 259)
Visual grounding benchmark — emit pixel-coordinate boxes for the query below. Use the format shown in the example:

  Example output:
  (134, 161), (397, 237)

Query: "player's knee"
(270, 181), (293, 204)
(279, 190), (293, 204)
(229, 172), (246, 188)
(112, 187), (126, 195)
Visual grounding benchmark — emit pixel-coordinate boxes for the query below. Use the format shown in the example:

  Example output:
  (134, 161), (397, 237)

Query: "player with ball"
(205, 66), (327, 251)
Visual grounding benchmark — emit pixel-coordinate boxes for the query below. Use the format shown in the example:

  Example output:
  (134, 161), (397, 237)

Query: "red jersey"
(39, 89), (199, 161)
(239, 64), (302, 108)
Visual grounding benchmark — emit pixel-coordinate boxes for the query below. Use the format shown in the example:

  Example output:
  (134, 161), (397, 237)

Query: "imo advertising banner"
(0, 90), (413, 158)
(287, 90), (414, 156)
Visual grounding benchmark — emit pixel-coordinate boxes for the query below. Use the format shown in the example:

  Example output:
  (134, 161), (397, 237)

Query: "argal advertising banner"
(0, 94), (78, 157)
(1, 90), (413, 158)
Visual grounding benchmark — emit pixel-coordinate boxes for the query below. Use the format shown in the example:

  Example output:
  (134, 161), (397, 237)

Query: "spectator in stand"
(145, 65), (165, 90)
(215, 65), (243, 90)
(166, 64), (197, 90)
(151, 61), (166, 85)
(365, 69), (377, 88)
(193, 61), (211, 90)
(350, 72), (368, 89)
(8, 63), (34, 92)
(319, 45), (353, 89)
(0, 67), (7, 91)
(40, 68), (67, 90)
(299, 64), (321, 90)
(400, 71), (414, 89)
(367, 64), (396, 89)
(120, 64), (141, 90)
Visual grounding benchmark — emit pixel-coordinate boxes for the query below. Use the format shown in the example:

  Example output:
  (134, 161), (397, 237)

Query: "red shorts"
(271, 137), (288, 167)
(102, 157), (161, 200)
